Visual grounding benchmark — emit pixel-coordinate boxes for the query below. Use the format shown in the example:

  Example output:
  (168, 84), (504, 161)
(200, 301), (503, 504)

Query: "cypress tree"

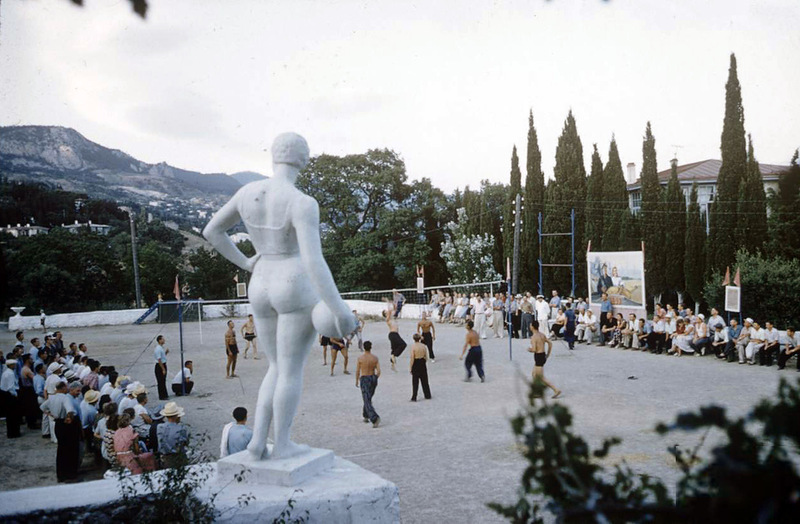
(503, 146), (522, 264)
(736, 134), (767, 252)
(544, 111), (586, 296)
(766, 150), (800, 260)
(685, 183), (706, 302)
(710, 53), (747, 273)
(640, 122), (665, 298)
(522, 110), (544, 293)
(601, 137), (628, 251)
(663, 160), (686, 292)
(585, 144), (604, 250)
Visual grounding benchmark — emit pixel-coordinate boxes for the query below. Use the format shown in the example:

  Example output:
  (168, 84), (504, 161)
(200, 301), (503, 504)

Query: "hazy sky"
(1, 0), (798, 191)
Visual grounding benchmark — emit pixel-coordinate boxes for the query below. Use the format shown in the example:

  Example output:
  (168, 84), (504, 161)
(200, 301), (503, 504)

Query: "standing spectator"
(157, 402), (189, 468)
(491, 294), (505, 339)
(80, 390), (100, 448)
(154, 335), (169, 400)
(41, 382), (79, 482)
(473, 296), (487, 339)
(40, 310), (46, 333)
(225, 320), (239, 379)
(760, 322), (780, 366)
(549, 290), (561, 320)
(34, 363), (47, 432)
(1, 359), (21, 438)
(520, 295), (534, 339)
(509, 294), (521, 339)
(598, 293), (613, 344)
(19, 354), (39, 429)
(220, 407), (254, 457)
(563, 306), (576, 350)
(777, 327), (799, 371)
(711, 324), (730, 359)
(534, 295), (550, 330)
(171, 361), (194, 396)
(81, 359), (100, 390)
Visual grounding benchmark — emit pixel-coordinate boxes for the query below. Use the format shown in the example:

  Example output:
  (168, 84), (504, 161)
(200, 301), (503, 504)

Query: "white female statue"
(203, 133), (356, 460)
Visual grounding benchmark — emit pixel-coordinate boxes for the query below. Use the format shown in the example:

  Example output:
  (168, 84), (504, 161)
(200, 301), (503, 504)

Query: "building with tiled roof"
(626, 159), (790, 228)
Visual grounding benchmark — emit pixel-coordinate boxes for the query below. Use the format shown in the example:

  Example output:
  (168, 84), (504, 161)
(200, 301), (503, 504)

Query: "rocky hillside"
(0, 126), (262, 202)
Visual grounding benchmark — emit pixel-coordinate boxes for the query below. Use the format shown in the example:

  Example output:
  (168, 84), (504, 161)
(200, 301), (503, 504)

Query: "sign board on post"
(724, 285), (740, 313)
(236, 283), (248, 298)
(416, 277), (424, 294)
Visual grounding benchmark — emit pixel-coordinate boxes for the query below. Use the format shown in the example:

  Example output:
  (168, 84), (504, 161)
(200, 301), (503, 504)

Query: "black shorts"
(534, 352), (547, 367)
(320, 336), (330, 346)
(244, 333), (256, 341)
(227, 344), (239, 356)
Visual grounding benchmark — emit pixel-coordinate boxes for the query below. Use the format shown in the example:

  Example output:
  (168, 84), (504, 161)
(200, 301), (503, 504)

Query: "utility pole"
(512, 193), (522, 295)
(129, 211), (142, 308)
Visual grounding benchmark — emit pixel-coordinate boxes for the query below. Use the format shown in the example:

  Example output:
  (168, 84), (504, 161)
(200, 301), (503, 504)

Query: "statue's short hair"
(272, 132), (310, 168)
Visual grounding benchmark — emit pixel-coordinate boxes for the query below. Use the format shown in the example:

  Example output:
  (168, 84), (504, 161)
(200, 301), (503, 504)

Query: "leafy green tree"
(640, 122), (664, 299)
(138, 240), (180, 304)
(663, 161), (686, 293)
(601, 138), (628, 251)
(522, 110), (544, 294)
(504, 146), (522, 265)
(766, 149), (800, 260)
(709, 53), (748, 273)
(736, 135), (768, 252)
(543, 111), (586, 296)
(186, 247), (238, 299)
(684, 184), (705, 303)
(584, 144), (604, 250)
(440, 208), (502, 285)
(477, 180), (507, 276)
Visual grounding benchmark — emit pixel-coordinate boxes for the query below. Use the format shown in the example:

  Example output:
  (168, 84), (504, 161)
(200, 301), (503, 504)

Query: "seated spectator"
(621, 313), (638, 349)
(636, 318), (650, 350)
(711, 324), (729, 359)
(81, 359), (100, 390)
(735, 318), (753, 364)
(576, 309), (598, 344)
(689, 315), (710, 356)
(220, 406), (254, 457)
(131, 393), (153, 440)
(97, 366), (111, 391)
(599, 311), (616, 346)
(609, 313), (625, 348)
(118, 383), (144, 415)
(777, 327), (799, 371)
(113, 413), (156, 474)
(707, 308), (725, 332)
(94, 402), (118, 466)
(171, 361), (194, 396)
(724, 318), (742, 362)
(743, 321), (766, 366)
(110, 376), (129, 405)
(157, 402), (189, 469)
(100, 371), (118, 398)
(668, 318), (694, 356)
(760, 322), (780, 366)
(647, 315), (667, 353)
(550, 308), (567, 338)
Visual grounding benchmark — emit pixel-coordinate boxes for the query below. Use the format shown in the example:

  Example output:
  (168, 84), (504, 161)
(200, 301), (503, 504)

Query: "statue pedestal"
(218, 447), (334, 487)
(214, 449), (400, 523)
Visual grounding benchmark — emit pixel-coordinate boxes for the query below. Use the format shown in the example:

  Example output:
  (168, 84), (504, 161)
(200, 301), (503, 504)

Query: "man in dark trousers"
(41, 381), (80, 482)
(355, 341), (381, 428)
(154, 335), (169, 401)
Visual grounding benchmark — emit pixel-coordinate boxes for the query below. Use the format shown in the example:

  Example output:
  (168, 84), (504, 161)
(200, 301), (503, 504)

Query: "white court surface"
(0, 318), (791, 523)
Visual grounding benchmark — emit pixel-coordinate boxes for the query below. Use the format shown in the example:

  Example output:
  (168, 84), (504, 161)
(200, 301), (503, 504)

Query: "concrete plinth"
(217, 446), (335, 486)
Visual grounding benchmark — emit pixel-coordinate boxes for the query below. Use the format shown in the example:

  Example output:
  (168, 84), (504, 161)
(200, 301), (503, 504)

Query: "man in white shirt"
(743, 321), (766, 365)
(735, 318), (753, 364)
(621, 313), (638, 349)
(711, 324), (730, 359)
(1, 359), (21, 438)
(171, 360), (194, 396)
(706, 308), (726, 332)
(473, 297), (487, 339)
(759, 321), (780, 366)
(777, 327), (799, 371)
(648, 316), (667, 354)
(491, 294), (505, 339)
(534, 295), (550, 327)
(578, 309), (599, 344)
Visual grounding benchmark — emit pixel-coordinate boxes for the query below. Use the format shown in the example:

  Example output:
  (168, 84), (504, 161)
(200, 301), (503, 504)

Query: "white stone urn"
(10, 306), (25, 317)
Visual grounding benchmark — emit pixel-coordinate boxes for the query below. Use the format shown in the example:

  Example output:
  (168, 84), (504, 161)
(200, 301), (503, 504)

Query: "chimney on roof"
(671, 157), (678, 169)
(626, 163), (636, 184)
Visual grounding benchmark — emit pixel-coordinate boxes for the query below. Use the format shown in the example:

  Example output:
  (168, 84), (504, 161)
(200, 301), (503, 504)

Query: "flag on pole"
(173, 275), (181, 300)
(233, 273), (239, 283)
(733, 267), (741, 287)
(722, 266), (730, 286)
(506, 257), (511, 281)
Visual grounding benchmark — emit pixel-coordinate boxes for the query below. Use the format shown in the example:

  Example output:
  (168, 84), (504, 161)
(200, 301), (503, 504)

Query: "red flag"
(721, 266), (730, 287)
(173, 275), (181, 300)
(733, 267), (741, 287)
(233, 273), (239, 283)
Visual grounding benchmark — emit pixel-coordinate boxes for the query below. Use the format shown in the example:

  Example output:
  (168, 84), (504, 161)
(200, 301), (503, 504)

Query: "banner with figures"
(587, 250), (646, 307)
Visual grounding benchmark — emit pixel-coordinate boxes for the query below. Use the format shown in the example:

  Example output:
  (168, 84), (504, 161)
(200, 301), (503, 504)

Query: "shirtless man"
(240, 314), (259, 359)
(529, 320), (561, 399)
(459, 320), (485, 382)
(385, 307), (406, 372)
(355, 341), (381, 427)
(417, 312), (436, 362)
(329, 337), (349, 376)
(346, 310), (365, 352)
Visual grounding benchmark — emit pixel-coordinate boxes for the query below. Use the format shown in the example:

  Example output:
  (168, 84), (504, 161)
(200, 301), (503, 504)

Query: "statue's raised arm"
(203, 132), (356, 460)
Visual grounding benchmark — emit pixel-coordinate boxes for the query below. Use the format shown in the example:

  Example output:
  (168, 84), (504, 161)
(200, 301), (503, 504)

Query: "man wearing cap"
(110, 376), (129, 404)
(41, 382), (80, 482)
(735, 318), (754, 364)
(1, 359), (21, 438)
(534, 295), (550, 328)
(80, 390), (100, 449)
(157, 402), (189, 468)
(743, 320), (766, 365)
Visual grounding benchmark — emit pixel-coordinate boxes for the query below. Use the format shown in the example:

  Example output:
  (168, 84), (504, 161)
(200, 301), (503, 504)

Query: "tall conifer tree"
(663, 160), (686, 292)
(585, 144), (604, 250)
(685, 183), (706, 302)
(503, 146), (522, 266)
(601, 138), (628, 251)
(709, 53), (747, 273)
(736, 135), (767, 252)
(544, 111), (586, 296)
(640, 122), (665, 298)
(522, 110), (544, 293)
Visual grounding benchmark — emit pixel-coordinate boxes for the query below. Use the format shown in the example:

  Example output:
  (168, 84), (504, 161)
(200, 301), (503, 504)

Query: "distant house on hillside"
(62, 220), (112, 235)
(1, 223), (49, 238)
(626, 158), (790, 228)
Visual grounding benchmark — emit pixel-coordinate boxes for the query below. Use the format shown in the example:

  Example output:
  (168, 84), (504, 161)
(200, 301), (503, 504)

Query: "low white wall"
(8, 308), (153, 332)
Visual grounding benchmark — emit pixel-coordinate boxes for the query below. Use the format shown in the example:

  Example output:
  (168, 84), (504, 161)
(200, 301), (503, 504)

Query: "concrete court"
(1, 317), (794, 523)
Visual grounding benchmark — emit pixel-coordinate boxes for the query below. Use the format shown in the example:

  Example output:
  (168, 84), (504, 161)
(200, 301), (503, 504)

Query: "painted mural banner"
(587, 250), (646, 307)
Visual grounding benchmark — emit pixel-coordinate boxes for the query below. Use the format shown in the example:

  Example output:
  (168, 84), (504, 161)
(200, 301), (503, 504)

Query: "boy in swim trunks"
(459, 320), (484, 382)
(330, 337), (349, 376)
(529, 320), (561, 399)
